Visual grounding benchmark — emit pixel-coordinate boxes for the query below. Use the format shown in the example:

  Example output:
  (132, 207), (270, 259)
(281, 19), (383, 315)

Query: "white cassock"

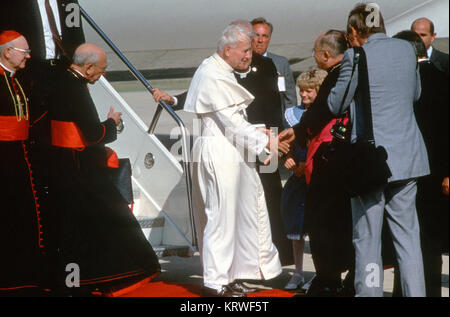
(184, 52), (282, 287)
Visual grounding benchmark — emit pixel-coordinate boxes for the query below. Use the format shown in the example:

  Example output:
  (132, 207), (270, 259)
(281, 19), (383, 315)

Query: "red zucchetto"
(0, 30), (23, 45)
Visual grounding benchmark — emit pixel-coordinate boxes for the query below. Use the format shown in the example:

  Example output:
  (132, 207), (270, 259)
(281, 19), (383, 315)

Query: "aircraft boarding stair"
(80, 7), (197, 258)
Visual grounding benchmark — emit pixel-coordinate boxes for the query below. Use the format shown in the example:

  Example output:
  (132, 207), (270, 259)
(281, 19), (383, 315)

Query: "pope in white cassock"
(184, 24), (282, 297)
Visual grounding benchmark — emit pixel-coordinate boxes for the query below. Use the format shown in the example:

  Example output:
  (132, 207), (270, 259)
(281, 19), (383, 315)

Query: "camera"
(330, 120), (348, 141)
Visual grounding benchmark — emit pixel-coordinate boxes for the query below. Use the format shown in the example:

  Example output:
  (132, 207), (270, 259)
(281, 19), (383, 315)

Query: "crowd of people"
(0, 1), (448, 298)
(154, 4), (448, 298)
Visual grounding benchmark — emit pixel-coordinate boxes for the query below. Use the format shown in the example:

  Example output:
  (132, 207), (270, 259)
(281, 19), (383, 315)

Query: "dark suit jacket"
(171, 91), (187, 111)
(430, 47), (449, 78)
(414, 60), (449, 252)
(235, 53), (284, 130)
(415, 61), (449, 180)
(2, 0), (85, 62)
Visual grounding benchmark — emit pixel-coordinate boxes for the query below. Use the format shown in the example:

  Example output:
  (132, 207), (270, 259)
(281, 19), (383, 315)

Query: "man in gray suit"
(411, 17), (449, 77)
(250, 17), (297, 122)
(327, 3), (429, 297)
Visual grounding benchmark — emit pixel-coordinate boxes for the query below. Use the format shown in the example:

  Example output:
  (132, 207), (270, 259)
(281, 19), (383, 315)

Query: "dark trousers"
(306, 187), (354, 287)
(305, 147), (355, 290)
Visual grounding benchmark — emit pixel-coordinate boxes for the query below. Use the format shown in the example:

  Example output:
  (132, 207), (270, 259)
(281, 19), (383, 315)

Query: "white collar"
(234, 67), (251, 78)
(73, 68), (86, 79)
(0, 62), (15, 77)
(427, 46), (433, 60)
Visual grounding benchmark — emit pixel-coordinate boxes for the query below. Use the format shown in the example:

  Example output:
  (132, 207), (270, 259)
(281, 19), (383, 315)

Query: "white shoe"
(284, 273), (305, 290)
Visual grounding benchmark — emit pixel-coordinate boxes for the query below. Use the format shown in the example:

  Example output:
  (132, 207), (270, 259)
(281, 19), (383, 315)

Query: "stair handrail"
(79, 5), (197, 248)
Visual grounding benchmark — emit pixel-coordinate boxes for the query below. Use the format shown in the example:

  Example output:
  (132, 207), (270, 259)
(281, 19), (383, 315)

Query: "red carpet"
(119, 281), (295, 297)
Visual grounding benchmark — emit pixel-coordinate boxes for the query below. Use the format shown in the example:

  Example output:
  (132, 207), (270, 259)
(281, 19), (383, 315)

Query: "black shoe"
(202, 285), (247, 297)
(306, 284), (345, 297)
(229, 281), (258, 294)
(293, 289), (307, 297)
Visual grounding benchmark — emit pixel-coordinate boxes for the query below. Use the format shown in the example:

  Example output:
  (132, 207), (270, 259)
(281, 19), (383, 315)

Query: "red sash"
(51, 121), (119, 168)
(0, 116), (29, 141)
(105, 146), (119, 168)
(51, 120), (86, 150)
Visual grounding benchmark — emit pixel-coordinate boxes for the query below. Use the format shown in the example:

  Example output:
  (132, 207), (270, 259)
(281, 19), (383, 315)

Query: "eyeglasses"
(94, 63), (107, 73)
(311, 49), (324, 57)
(9, 47), (31, 56)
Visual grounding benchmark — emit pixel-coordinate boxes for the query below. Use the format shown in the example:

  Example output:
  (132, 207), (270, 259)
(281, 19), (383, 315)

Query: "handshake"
(261, 127), (296, 165)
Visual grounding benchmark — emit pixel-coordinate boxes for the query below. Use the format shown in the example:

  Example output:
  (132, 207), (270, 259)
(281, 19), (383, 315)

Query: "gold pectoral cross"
(3, 73), (29, 121)
(16, 94), (25, 118)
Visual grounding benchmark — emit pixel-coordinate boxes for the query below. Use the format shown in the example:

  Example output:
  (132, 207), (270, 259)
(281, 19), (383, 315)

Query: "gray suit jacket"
(327, 33), (430, 182)
(266, 52), (298, 112)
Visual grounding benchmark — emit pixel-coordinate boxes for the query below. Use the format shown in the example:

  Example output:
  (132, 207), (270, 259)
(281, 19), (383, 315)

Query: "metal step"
(136, 216), (193, 258)
(153, 245), (192, 258)
(136, 216), (165, 229)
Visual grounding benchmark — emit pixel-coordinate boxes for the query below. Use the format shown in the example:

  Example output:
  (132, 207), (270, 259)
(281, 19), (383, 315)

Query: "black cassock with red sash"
(48, 68), (160, 295)
(0, 66), (47, 295)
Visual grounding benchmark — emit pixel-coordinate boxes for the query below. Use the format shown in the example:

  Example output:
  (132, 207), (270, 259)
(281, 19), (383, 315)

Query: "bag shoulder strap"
(336, 48), (360, 116)
(354, 46), (375, 143)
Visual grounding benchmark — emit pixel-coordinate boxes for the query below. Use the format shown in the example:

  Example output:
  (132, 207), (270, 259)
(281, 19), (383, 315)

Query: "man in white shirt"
(184, 23), (282, 297)
(2, 0), (85, 65)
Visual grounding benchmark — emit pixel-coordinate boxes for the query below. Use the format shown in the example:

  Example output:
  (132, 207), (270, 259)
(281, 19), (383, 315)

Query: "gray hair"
(73, 47), (100, 66)
(318, 30), (350, 57)
(0, 43), (9, 55)
(0, 38), (18, 55)
(230, 19), (254, 34)
(217, 24), (253, 52)
(250, 17), (273, 34)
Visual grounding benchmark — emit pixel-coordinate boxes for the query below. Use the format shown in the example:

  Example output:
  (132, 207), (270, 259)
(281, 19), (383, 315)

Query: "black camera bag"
(323, 46), (392, 197)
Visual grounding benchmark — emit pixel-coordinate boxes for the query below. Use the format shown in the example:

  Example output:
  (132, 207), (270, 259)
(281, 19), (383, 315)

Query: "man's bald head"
(72, 43), (107, 84)
(411, 17), (436, 50)
(313, 30), (348, 70)
(411, 18), (435, 34)
(73, 43), (106, 67)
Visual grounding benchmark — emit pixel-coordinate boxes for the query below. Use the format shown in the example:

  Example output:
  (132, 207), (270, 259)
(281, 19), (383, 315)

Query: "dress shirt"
(37, 0), (62, 59)
(427, 46), (433, 60)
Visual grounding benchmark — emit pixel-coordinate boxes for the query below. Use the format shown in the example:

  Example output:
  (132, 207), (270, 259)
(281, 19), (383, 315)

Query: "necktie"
(44, 0), (71, 61)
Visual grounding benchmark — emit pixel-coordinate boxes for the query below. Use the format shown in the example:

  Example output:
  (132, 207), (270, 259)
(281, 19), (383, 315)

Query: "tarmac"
(109, 79), (449, 298)
(154, 244), (449, 297)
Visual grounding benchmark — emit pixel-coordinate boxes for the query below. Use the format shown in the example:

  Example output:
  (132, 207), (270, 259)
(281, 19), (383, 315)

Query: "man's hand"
(278, 127), (294, 155)
(264, 129), (277, 151)
(153, 88), (175, 105)
(442, 177), (449, 196)
(107, 106), (122, 126)
(278, 127), (295, 143)
(261, 129), (278, 165)
(284, 157), (296, 170)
